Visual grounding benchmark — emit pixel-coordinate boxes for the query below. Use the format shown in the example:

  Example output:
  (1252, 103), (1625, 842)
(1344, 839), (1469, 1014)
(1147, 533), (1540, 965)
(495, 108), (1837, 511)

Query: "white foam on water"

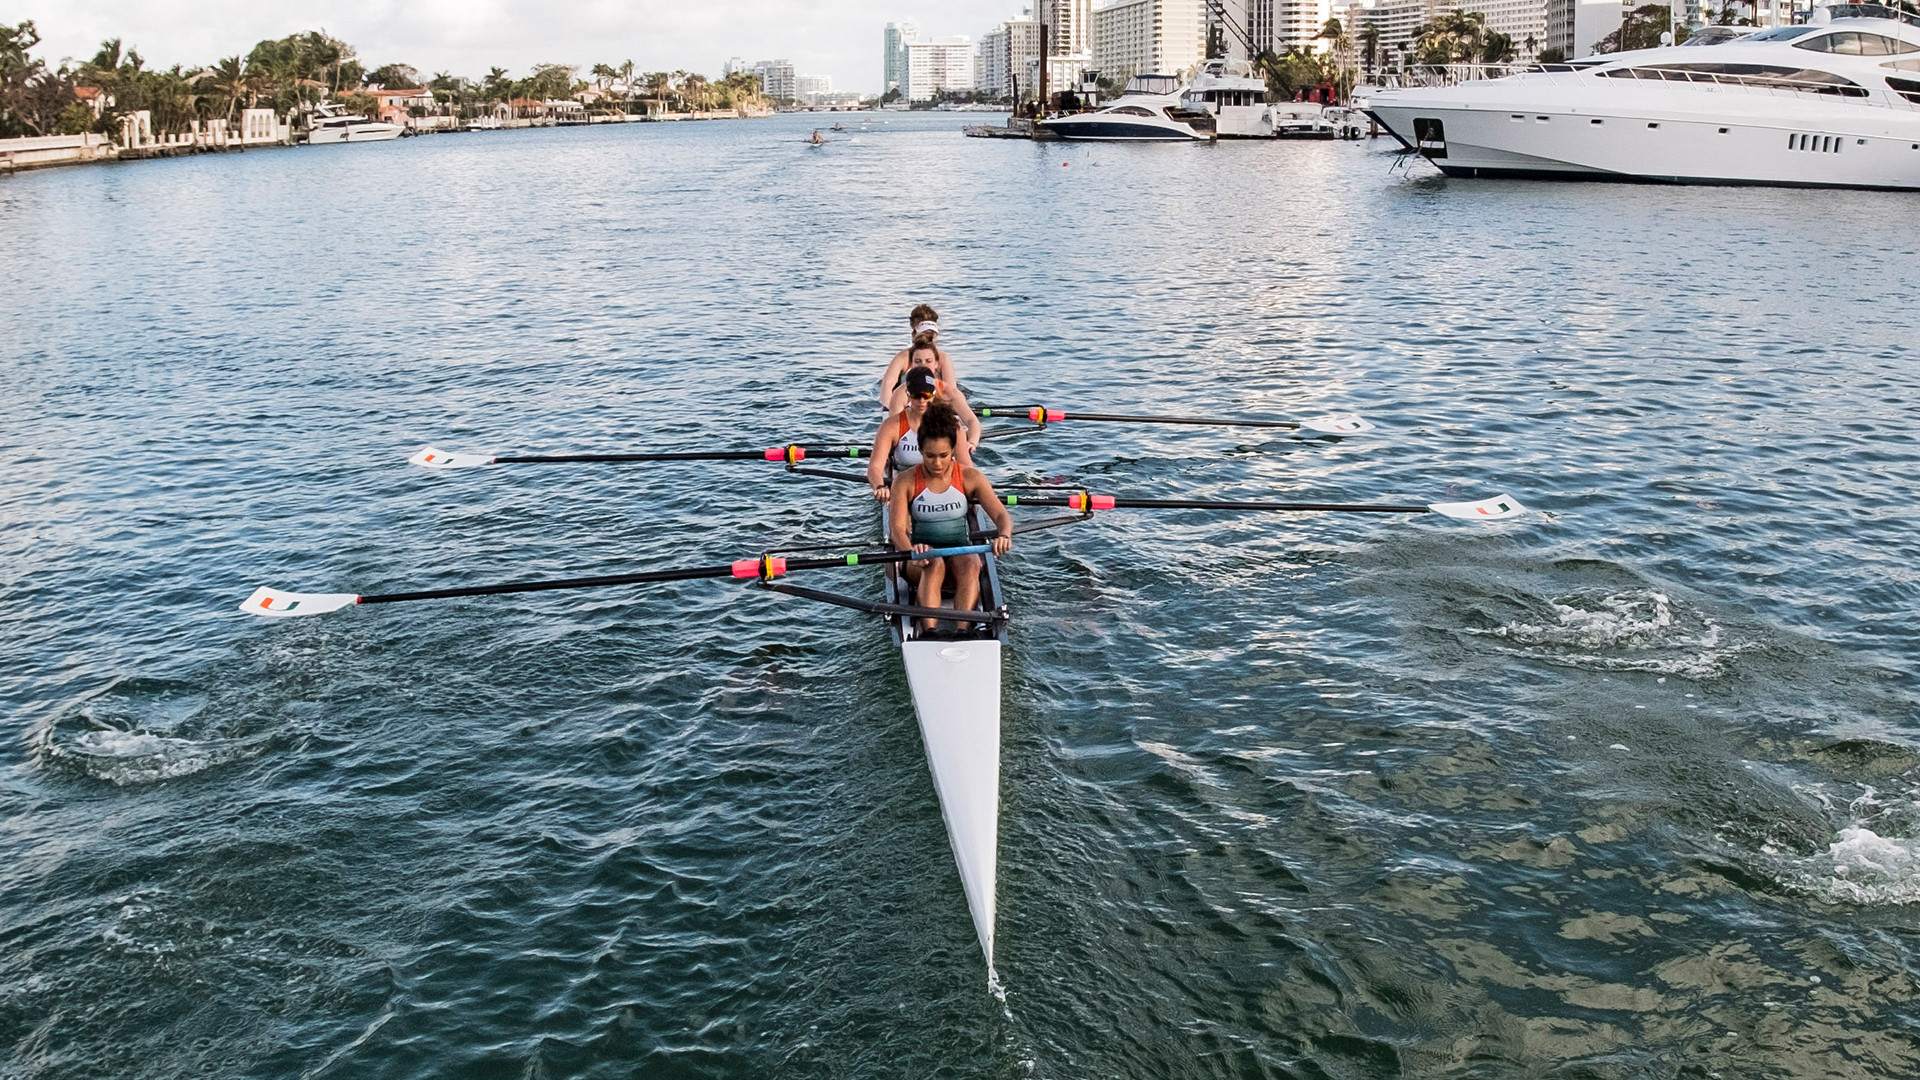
(1777, 786), (1920, 906)
(1474, 588), (1748, 678)
(49, 728), (245, 786)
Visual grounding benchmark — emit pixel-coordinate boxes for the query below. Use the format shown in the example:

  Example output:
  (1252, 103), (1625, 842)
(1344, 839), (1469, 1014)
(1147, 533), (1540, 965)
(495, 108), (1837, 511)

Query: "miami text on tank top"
(909, 461), (971, 546)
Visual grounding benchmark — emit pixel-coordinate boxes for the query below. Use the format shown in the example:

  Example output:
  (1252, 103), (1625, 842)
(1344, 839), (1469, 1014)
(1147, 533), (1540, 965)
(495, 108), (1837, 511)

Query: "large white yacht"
(306, 103), (404, 145)
(1366, 3), (1920, 189)
(1041, 74), (1217, 141)
(1181, 59), (1274, 137)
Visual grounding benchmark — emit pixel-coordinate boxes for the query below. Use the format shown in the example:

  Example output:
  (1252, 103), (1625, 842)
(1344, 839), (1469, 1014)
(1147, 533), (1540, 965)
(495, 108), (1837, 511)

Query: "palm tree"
(1414, 9), (1490, 68)
(1360, 24), (1381, 74)
(202, 55), (249, 121)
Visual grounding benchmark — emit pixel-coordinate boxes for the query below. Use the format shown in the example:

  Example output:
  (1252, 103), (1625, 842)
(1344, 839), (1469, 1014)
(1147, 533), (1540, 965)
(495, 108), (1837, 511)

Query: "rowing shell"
(882, 503), (1006, 970)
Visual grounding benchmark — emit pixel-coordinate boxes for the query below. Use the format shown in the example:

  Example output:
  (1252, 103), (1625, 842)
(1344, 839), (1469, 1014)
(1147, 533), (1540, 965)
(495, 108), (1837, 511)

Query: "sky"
(14, 0), (1015, 93)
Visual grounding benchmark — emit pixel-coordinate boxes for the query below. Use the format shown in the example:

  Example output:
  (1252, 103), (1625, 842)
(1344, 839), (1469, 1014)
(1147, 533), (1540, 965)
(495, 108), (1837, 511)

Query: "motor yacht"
(1041, 74), (1216, 141)
(306, 103), (404, 144)
(1181, 59), (1274, 137)
(1365, 3), (1920, 189)
(1272, 102), (1338, 138)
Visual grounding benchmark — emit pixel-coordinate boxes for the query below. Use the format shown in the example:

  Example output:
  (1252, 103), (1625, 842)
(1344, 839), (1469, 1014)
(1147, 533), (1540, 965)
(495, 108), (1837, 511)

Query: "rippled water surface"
(4, 114), (1920, 1078)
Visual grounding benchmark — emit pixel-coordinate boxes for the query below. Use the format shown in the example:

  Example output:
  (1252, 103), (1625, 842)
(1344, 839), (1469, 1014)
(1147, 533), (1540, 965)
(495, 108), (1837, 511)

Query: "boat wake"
(30, 677), (265, 786)
(1775, 781), (1920, 907)
(1470, 587), (1750, 679)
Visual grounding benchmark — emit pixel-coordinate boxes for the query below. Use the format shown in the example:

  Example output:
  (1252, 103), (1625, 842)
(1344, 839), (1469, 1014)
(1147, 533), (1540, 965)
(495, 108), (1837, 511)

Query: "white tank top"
(909, 463), (971, 545)
(890, 414), (922, 468)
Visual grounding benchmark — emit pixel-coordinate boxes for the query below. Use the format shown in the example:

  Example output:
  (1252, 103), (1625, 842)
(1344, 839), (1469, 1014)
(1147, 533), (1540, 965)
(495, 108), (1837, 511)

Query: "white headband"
(913, 321), (940, 336)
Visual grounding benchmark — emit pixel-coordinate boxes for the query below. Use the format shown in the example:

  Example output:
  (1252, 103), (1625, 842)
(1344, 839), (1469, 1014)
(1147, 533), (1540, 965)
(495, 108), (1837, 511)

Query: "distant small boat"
(306, 102), (403, 144)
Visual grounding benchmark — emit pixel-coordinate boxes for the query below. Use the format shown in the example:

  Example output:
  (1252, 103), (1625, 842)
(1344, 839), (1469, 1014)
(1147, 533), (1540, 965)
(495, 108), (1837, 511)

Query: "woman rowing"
(866, 361), (975, 499)
(877, 305), (981, 451)
(888, 401), (1012, 634)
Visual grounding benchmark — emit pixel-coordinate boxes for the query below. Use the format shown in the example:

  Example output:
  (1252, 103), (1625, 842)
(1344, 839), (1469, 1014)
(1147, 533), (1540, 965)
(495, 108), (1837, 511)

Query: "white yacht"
(306, 103), (404, 145)
(1272, 101), (1339, 138)
(1041, 74), (1217, 141)
(1366, 3), (1920, 189)
(1181, 59), (1274, 137)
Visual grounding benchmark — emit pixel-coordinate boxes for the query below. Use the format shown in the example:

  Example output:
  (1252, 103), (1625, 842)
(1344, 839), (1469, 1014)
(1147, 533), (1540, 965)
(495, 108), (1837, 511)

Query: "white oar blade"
(1428, 494), (1527, 521)
(1300, 413), (1373, 435)
(409, 446), (496, 469)
(239, 587), (360, 618)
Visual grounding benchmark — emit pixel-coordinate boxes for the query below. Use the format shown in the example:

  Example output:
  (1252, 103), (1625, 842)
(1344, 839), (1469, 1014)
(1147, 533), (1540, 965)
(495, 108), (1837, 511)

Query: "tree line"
(0, 21), (764, 140)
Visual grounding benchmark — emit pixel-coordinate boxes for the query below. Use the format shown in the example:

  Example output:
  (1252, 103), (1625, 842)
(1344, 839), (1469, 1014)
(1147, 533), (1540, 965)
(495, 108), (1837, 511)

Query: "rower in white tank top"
(866, 366), (967, 500)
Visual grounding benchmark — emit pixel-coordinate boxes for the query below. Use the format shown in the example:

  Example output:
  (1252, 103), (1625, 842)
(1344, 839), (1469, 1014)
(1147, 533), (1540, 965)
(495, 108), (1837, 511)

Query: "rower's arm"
(942, 351), (982, 451)
(968, 469), (1014, 547)
(889, 474), (915, 550)
(878, 351), (908, 412)
(865, 416), (897, 495)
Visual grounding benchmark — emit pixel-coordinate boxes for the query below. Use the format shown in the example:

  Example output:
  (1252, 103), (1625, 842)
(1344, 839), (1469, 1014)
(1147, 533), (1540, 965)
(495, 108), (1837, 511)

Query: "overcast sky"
(16, 0), (1014, 93)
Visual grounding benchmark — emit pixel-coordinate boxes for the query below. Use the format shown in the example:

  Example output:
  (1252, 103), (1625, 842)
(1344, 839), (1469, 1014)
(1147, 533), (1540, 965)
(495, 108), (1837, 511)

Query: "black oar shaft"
(1070, 413), (1302, 429)
(973, 407), (1301, 429)
(495, 451), (765, 463)
(355, 547), (969, 606)
(493, 446), (866, 465)
(361, 564), (738, 603)
(1005, 495), (1429, 514)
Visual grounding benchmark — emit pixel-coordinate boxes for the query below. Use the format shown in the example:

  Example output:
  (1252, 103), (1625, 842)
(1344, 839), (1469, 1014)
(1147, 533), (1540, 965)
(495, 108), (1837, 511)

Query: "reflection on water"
(1, 114), (1918, 1078)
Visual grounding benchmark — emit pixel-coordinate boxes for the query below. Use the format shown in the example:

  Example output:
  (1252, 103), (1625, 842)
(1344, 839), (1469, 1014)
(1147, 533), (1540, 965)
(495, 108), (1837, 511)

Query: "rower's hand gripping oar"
(971, 406), (1373, 435)
(998, 491), (1528, 519)
(238, 545), (991, 618)
(408, 445), (868, 469)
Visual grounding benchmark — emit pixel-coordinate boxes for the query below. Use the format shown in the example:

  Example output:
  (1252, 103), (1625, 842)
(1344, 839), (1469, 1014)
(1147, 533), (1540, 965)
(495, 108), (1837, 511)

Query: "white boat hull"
(900, 638), (1001, 967)
(307, 123), (405, 145)
(1368, 29), (1920, 191)
(1371, 97), (1920, 188)
(884, 504), (1006, 969)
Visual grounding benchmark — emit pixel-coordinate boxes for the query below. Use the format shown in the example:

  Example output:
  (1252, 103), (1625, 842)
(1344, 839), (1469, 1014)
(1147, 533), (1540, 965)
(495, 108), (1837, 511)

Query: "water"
(3, 114), (1919, 1078)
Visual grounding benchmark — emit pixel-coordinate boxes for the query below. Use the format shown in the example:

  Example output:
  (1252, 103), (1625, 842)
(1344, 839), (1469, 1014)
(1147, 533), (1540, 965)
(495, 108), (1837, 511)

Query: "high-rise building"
(885, 22), (920, 95)
(722, 57), (751, 77)
(1209, 0), (1334, 58)
(753, 59), (796, 100)
(981, 8), (1046, 100)
(1545, 0), (1621, 57)
(905, 37), (976, 100)
(1041, 0), (1096, 54)
(1338, 0), (1550, 63)
(1463, 0), (1550, 57)
(795, 74), (834, 101)
(1091, 0), (1208, 80)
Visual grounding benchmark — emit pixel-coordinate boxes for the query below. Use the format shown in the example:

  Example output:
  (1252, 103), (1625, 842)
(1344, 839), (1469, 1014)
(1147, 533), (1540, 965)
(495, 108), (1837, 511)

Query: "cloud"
(16, 0), (1013, 92)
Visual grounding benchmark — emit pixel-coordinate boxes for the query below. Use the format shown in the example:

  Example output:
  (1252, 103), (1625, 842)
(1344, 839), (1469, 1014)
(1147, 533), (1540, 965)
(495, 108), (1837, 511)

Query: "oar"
(239, 544), (991, 618)
(409, 445), (867, 469)
(999, 492), (1526, 519)
(971, 407), (1373, 435)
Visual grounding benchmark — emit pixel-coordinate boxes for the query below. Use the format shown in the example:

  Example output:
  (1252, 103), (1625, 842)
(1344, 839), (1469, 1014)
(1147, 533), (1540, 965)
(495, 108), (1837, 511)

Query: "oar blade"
(409, 446), (496, 469)
(1428, 494), (1527, 521)
(239, 587), (361, 618)
(1299, 413), (1373, 435)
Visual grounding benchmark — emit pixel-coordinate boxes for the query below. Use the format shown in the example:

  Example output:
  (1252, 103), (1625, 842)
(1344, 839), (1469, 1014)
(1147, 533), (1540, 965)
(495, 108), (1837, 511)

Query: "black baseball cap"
(905, 367), (939, 399)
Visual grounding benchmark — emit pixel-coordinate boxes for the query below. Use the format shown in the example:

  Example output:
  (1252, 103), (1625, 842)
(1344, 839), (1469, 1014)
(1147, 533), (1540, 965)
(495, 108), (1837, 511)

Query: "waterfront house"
(370, 87), (435, 128)
(73, 86), (113, 118)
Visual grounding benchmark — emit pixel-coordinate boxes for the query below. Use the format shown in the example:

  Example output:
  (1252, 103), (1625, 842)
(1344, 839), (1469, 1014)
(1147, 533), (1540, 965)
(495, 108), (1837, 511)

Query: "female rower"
(887, 334), (979, 452)
(866, 365), (975, 499)
(877, 305), (981, 447)
(888, 401), (1012, 633)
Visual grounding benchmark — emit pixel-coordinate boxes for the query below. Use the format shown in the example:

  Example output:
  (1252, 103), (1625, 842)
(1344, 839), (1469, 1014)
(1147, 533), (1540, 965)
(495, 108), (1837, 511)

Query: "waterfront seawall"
(0, 133), (117, 173)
